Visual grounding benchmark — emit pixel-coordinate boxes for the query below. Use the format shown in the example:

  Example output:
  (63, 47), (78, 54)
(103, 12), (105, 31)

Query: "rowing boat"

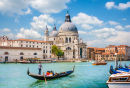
(27, 66), (75, 80)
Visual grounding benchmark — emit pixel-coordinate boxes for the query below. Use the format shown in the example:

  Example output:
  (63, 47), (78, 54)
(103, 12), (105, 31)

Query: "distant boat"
(106, 72), (130, 88)
(75, 60), (82, 62)
(92, 62), (107, 65)
(27, 66), (75, 80)
(20, 60), (30, 63)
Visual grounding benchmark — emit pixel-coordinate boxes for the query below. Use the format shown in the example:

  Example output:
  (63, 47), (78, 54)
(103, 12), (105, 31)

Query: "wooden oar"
(42, 68), (47, 84)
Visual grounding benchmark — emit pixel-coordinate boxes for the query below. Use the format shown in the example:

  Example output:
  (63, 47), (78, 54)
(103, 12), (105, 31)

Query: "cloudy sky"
(0, 0), (130, 47)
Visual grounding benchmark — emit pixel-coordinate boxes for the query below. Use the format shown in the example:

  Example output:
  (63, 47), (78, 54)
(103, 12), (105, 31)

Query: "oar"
(42, 68), (47, 84)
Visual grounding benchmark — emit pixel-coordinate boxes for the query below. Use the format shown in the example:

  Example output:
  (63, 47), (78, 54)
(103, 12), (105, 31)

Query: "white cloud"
(16, 27), (43, 39)
(81, 24), (93, 30)
(72, 13), (103, 25)
(7, 33), (15, 39)
(105, 2), (115, 9)
(117, 2), (130, 10)
(125, 25), (130, 28)
(87, 31), (130, 47)
(106, 31), (130, 45)
(108, 21), (119, 25)
(115, 25), (124, 30)
(105, 1), (130, 10)
(0, 0), (31, 15)
(2, 28), (11, 32)
(30, 14), (55, 31)
(78, 31), (87, 35)
(0, 0), (70, 15)
(72, 13), (103, 30)
(89, 28), (117, 39)
(31, 0), (70, 13)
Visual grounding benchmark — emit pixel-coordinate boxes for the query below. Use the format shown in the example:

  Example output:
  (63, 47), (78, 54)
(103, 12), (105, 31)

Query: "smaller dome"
(50, 30), (58, 37)
(49, 24), (58, 37)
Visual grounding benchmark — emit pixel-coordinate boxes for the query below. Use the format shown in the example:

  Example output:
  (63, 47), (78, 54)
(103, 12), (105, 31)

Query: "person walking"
(38, 62), (42, 75)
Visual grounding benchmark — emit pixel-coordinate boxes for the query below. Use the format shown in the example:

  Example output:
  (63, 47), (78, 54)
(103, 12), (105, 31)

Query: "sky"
(0, 0), (130, 48)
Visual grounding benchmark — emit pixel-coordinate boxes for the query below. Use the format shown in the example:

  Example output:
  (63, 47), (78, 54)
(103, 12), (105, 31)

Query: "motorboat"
(106, 72), (130, 88)
(92, 60), (107, 65)
(20, 60), (30, 63)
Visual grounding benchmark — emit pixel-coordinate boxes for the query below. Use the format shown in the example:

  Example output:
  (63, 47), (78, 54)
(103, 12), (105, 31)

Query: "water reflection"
(29, 80), (45, 88)
(28, 75), (75, 88)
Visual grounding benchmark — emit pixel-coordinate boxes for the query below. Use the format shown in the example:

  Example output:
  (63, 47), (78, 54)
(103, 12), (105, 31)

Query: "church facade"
(45, 13), (87, 59)
(0, 13), (87, 62)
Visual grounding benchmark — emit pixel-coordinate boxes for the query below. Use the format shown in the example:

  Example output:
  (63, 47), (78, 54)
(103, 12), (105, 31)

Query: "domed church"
(44, 13), (87, 60)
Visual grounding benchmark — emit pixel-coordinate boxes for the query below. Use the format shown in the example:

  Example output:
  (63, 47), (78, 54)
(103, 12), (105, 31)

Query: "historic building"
(0, 46), (42, 62)
(46, 13), (87, 59)
(0, 13), (87, 62)
(87, 45), (130, 61)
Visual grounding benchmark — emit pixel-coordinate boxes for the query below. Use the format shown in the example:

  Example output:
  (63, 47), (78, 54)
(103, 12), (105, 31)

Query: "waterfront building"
(87, 47), (105, 60)
(48, 13), (87, 59)
(0, 13), (87, 62)
(0, 46), (42, 62)
(87, 45), (130, 61)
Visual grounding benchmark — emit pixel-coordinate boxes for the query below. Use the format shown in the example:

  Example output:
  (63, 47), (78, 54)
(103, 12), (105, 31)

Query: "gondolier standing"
(38, 62), (42, 75)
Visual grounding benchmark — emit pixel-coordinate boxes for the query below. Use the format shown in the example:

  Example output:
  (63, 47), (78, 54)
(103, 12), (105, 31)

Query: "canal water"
(0, 61), (130, 88)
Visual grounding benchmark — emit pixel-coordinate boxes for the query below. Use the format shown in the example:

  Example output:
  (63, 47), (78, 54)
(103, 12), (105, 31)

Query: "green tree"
(52, 45), (64, 60)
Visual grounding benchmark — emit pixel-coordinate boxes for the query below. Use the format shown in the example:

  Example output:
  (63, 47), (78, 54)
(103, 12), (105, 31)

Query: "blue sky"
(0, 0), (130, 47)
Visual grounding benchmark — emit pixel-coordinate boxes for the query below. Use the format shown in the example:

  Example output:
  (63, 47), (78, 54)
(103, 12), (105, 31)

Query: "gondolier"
(38, 62), (42, 75)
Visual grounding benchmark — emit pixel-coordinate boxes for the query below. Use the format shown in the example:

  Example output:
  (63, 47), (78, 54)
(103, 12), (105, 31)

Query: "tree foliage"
(52, 45), (64, 58)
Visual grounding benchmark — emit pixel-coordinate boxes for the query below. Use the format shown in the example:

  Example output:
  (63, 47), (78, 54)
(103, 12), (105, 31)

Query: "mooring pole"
(115, 53), (118, 70)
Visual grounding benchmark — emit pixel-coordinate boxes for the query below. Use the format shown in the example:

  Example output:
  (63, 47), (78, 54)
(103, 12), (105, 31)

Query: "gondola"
(27, 66), (75, 80)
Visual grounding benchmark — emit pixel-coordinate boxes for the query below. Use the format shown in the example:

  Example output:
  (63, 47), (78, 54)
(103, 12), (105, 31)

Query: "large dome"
(59, 22), (77, 32)
(59, 13), (78, 32)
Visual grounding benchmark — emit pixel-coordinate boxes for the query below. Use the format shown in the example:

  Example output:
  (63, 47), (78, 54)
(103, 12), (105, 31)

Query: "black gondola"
(27, 66), (75, 80)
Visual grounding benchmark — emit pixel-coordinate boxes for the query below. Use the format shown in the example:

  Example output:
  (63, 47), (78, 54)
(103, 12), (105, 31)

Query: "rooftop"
(0, 46), (41, 50)
(9, 39), (52, 43)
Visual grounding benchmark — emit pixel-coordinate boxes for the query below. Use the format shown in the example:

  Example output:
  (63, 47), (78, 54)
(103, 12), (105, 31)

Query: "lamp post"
(115, 53), (118, 70)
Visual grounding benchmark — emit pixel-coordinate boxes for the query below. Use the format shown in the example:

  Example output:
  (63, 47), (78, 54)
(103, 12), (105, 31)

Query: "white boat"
(75, 60), (82, 62)
(106, 72), (130, 88)
(20, 60), (30, 63)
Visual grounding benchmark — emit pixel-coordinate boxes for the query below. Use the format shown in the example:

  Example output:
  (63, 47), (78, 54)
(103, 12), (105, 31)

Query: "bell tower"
(65, 11), (71, 22)
(44, 26), (49, 41)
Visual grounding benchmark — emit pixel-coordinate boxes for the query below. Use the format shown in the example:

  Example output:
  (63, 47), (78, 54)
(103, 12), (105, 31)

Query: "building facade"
(87, 45), (130, 61)
(0, 46), (42, 62)
(46, 13), (87, 59)
(0, 13), (87, 62)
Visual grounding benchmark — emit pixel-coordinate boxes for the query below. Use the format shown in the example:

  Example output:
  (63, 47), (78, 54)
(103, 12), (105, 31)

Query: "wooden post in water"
(115, 53), (118, 70)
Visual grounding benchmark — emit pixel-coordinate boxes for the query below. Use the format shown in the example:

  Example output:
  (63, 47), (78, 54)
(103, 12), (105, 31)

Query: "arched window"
(20, 52), (24, 55)
(66, 37), (68, 43)
(4, 52), (9, 55)
(34, 53), (37, 55)
(66, 47), (71, 50)
(20, 56), (23, 60)
(69, 37), (71, 43)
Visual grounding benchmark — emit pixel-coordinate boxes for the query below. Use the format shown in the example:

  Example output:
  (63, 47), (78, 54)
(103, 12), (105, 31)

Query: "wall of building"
(0, 47), (42, 62)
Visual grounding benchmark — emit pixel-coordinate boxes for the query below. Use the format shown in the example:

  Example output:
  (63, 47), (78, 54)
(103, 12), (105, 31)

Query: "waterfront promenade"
(0, 61), (130, 88)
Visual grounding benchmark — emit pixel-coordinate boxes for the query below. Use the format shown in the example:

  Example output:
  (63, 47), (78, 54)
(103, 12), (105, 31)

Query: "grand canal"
(0, 61), (130, 88)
